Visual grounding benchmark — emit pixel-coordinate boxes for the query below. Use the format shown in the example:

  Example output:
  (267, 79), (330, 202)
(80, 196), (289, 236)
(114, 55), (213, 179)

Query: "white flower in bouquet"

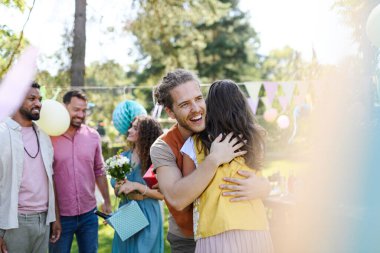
(105, 152), (132, 181)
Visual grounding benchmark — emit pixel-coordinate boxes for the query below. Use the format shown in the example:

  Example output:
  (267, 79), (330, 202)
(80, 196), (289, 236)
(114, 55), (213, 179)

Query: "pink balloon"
(263, 108), (278, 122)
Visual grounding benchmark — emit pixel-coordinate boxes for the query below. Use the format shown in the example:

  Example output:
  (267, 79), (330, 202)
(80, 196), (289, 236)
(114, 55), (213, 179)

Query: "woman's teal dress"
(111, 151), (164, 253)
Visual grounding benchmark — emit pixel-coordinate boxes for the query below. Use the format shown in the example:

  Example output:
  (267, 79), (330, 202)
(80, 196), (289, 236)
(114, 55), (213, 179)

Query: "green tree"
(0, 25), (26, 74)
(0, 0), (25, 10)
(0, 0), (33, 78)
(195, 0), (260, 82)
(36, 70), (70, 95)
(333, 0), (379, 70)
(260, 46), (307, 81)
(86, 60), (129, 87)
(128, 0), (229, 85)
(333, 0), (380, 105)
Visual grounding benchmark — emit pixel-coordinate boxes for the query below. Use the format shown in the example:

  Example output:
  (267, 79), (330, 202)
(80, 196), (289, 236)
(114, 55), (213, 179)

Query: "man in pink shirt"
(49, 90), (111, 253)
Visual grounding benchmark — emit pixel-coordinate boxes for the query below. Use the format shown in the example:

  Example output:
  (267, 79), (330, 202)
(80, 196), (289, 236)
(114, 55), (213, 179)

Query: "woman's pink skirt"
(195, 230), (274, 253)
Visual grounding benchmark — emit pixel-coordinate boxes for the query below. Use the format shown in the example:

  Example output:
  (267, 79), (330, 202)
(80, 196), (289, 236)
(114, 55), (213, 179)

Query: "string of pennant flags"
(151, 81), (316, 120)
(68, 81), (318, 116)
(42, 81), (317, 142)
(242, 81), (315, 142)
(60, 80), (318, 131)
(150, 81), (317, 141)
(243, 81), (314, 115)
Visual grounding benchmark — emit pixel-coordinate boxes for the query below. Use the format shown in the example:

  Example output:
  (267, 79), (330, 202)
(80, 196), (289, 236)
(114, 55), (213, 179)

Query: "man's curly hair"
(130, 115), (163, 175)
(153, 69), (200, 110)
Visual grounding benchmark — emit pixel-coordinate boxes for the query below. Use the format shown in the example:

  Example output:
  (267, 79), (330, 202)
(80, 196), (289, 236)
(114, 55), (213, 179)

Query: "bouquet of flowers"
(105, 151), (132, 181)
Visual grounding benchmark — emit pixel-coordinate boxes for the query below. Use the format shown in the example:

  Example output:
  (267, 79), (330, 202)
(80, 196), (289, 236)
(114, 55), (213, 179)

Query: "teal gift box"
(107, 200), (149, 241)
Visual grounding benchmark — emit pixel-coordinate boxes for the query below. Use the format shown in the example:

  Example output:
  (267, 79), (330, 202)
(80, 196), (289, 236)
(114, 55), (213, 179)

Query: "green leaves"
(128, 0), (230, 84)
(0, 25), (28, 78)
(0, 0), (26, 12)
(127, 0), (264, 84)
(195, 1), (259, 82)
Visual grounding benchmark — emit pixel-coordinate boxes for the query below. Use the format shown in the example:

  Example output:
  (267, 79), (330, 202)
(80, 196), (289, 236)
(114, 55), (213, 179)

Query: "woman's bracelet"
(142, 184), (148, 196)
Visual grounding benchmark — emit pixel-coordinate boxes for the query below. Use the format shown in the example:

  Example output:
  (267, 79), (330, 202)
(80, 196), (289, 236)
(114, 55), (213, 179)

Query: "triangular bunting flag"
(245, 82), (262, 99)
(247, 97), (259, 115)
(261, 96), (272, 109)
(281, 82), (295, 102)
(263, 82), (278, 104)
(278, 96), (289, 113)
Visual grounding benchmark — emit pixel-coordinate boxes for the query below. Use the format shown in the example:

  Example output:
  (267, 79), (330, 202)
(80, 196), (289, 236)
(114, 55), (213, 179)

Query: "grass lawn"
(71, 214), (171, 253)
(69, 157), (303, 252)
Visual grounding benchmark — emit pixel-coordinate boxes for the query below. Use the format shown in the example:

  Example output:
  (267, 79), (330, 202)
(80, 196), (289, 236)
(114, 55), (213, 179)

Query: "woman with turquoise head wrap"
(112, 100), (147, 135)
(110, 101), (164, 253)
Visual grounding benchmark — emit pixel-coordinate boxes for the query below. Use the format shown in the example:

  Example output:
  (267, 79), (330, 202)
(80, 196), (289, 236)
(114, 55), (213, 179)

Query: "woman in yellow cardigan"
(181, 80), (273, 253)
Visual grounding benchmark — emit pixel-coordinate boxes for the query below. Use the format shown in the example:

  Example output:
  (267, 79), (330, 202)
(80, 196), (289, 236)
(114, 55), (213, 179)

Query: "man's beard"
(71, 117), (84, 128)
(176, 115), (205, 134)
(19, 107), (40, 121)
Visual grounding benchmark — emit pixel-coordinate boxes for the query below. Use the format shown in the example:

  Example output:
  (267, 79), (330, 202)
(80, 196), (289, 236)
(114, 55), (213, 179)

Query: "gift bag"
(107, 200), (149, 241)
(143, 164), (158, 188)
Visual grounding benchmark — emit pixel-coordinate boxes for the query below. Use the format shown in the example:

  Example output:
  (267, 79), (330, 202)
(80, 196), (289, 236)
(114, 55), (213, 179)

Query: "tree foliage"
(0, 0), (31, 78)
(0, 0), (25, 11)
(86, 60), (129, 87)
(260, 46), (307, 81)
(333, 0), (380, 106)
(128, 0), (230, 85)
(195, 0), (260, 82)
(0, 25), (27, 75)
(333, 0), (379, 73)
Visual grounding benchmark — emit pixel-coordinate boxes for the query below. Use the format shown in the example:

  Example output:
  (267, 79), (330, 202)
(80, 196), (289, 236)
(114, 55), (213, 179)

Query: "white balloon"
(35, 99), (70, 136)
(366, 4), (380, 47)
(277, 115), (290, 129)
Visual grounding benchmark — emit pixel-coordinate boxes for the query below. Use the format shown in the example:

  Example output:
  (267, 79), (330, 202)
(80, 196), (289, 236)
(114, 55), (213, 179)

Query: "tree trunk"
(70, 0), (86, 87)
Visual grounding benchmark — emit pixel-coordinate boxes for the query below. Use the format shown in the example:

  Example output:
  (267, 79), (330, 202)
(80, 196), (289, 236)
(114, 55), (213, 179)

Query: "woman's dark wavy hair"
(197, 80), (266, 169)
(128, 115), (163, 175)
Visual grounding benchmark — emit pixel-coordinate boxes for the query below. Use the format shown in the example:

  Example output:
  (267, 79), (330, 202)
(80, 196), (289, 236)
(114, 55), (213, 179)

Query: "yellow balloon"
(35, 99), (70, 136)
(366, 4), (380, 47)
